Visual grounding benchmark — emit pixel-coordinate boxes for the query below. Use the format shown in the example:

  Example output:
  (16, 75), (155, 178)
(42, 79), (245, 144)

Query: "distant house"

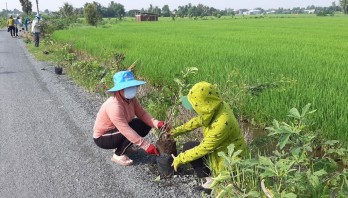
(237, 9), (248, 15)
(246, 10), (262, 15)
(7, 13), (18, 17)
(135, 12), (158, 21)
(304, 9), (316, 14)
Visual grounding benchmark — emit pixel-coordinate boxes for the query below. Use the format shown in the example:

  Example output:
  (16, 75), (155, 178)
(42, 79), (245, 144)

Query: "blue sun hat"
(181, 96), (193, 110)
(107, 71), (146, 93)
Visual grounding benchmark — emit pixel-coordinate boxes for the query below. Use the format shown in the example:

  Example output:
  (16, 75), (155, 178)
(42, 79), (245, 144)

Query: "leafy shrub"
(317, 10), (334, 16)
(211, 104), (348, 197)
(40, 16), (79, 35)
(0, 17), (6, 28)
(66, 60), (106, 92)
(84, 3), (102, 26)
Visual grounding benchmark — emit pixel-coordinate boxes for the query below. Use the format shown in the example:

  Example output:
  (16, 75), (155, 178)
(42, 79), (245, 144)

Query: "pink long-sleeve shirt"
(93, 93), (159, 150)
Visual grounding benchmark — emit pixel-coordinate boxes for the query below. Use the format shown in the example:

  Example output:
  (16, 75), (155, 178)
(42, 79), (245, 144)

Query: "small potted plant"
(54, 66), (63, 75)
(155, 132), (177, 178)
(151, 67), (198, 178)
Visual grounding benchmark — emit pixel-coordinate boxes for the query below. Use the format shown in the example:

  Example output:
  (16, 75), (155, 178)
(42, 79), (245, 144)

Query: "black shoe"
(193, 186), (212, 194)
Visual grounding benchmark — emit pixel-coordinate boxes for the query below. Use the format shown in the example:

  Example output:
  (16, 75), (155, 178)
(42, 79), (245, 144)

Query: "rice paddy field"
(52, 15), (348, 144)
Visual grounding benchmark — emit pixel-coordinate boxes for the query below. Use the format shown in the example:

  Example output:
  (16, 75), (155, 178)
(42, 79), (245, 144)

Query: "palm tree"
(59, 3), (74, 18)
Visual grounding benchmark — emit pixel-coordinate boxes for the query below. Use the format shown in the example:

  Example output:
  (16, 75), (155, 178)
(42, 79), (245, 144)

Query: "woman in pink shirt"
(93, 71), (167, 166)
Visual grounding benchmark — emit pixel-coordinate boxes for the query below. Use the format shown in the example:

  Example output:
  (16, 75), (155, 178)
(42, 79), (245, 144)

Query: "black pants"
(8, 26), (15, 36)
(183, 141), (211, 178)
(94, 118), (151, 155)
(33, 33), (40, 47)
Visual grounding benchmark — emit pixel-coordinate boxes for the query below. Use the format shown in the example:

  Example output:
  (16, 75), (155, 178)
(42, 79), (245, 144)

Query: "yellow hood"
(187, 81), (222, 126)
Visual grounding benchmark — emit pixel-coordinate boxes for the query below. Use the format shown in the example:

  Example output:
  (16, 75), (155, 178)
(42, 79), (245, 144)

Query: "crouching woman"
(93, 71), (167, 166)
(169, 81), (246, 191)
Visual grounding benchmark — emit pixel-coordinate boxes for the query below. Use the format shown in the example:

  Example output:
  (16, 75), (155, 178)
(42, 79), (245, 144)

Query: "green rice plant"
(51, 16), (348, 144)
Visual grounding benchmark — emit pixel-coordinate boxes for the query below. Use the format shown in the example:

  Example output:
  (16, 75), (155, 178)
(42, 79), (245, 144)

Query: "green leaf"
(281, 123), (295, 134)
(217, 151), (227, 158)
(272, 119), (280, 129)
(289, 107), (301, 119)
(324, 140), (339, 146)
(213, 174), (232, 182)
(308, 175), (319, 187)
(216, 188), (228, 198)
(232, 149), (243, 160)
(240, 159), (259, 168)
(308, 109), (317, 114)
(173, 78), (183, 86)
(267, 129), (283, 136)
(281, 192), (297, 198)
(247, 191), (261, 197)
(211, 171), (232, 188)
(217, 151), (230, 166)
(188, 67), (198, 72)
(313, 169), (327, 177)
(260, 169), (277, 178)
(273, 150), (282, 157)
(259, 156), (274, 167)
(291, 147), (301, 158)
(227, 143), (236, 157)
(336, 148), (348, 156)
(301, 103), (311, 117)
(278, 134), (291, 150)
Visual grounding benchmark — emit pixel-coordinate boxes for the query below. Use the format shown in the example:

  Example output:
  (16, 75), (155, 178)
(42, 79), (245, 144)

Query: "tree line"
(1, 1), (347, 20)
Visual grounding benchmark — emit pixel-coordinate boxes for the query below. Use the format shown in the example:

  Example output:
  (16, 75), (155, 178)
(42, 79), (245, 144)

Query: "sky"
(2, 0), (336, 12)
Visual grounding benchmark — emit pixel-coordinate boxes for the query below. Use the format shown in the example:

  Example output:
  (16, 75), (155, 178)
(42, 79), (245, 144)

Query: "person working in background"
(24, 16), (29, 32)
(31, 14), (41, 47)
(7, 15), (15, 37)
(14, 16), (22, 37)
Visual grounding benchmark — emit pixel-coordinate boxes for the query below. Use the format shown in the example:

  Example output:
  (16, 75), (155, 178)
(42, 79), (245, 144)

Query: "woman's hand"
(157, 121), (171, 132)
(146, 144), (159, 156)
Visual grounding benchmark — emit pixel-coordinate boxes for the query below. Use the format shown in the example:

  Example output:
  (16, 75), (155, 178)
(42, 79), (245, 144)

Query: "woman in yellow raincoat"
(169, 81), (246, 191)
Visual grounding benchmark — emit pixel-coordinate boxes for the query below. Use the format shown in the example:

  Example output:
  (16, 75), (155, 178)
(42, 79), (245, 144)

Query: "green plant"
(211, 144), (260, 197)
(209, 104), (348, 197)
(66, 60), (105, 91)
(146, 67), (198, 140)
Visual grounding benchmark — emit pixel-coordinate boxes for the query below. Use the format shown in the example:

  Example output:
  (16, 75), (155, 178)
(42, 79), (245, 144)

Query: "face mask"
(124, 86), (138, 99)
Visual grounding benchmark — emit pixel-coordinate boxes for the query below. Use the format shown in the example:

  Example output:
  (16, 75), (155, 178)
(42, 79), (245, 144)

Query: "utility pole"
(6, 2), (8, 17)
(36, 0), (39, 14)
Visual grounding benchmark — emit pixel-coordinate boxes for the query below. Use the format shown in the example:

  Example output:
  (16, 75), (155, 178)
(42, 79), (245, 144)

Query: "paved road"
(0, 29), (200, 198)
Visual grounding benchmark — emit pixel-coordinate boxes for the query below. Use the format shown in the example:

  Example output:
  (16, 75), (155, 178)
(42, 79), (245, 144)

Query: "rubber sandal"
(111, 154), (133, 166)
(202, 177), (213, 189)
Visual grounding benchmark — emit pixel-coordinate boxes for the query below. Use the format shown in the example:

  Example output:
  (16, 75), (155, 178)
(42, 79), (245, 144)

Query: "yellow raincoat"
(171, 82), (246, 176)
